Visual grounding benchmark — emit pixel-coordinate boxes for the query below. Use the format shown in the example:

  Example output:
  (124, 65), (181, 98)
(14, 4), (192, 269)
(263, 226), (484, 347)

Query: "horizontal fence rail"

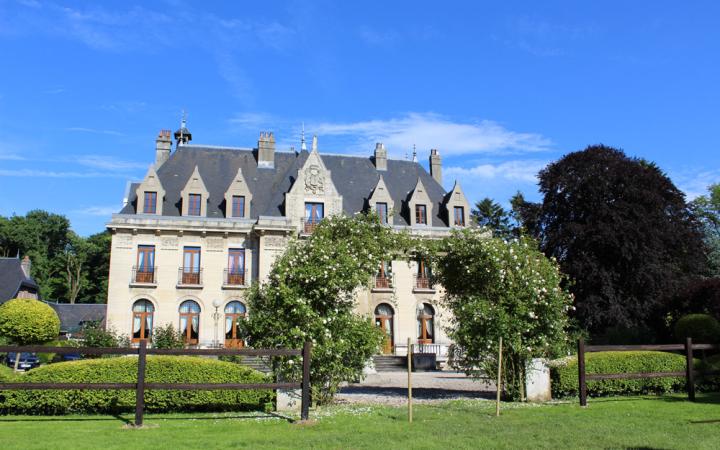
(577, 338), (719, 407)
(0, 341), (312, 425)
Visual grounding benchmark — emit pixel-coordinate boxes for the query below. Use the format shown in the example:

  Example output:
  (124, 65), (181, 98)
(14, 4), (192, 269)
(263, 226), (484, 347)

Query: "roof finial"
(301, 122), (307, 151)
(412, 144), (417, 162)
(311, 134), (318, 152)
(179, 109), (186, 144)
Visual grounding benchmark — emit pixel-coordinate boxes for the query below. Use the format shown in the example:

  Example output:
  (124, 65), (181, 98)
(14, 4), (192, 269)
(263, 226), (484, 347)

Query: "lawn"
(1, 394), (719, 449)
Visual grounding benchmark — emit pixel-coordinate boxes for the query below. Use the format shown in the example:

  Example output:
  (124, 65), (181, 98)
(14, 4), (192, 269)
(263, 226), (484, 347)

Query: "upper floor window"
(135, 245), (155, 283)
(304, 202), (324, 233)
(181, 246), (201, 285)
(226, 248), (245, 286)
(188, 194), (202, 216)
(231, 195), (245, 218)
(454, 206), (465, 226)
(376, 202), (388, 224)
(415, 204), (427, 225)
(143, 192), (157, 214)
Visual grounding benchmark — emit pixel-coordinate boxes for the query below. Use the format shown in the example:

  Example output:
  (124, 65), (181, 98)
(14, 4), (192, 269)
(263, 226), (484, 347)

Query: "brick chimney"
(20, 255), (31, 278)
(429, 148), (442, 185)
(155, 130), (172, 167)
(257, 131), (275, 169)
(373, 142), (387, 171)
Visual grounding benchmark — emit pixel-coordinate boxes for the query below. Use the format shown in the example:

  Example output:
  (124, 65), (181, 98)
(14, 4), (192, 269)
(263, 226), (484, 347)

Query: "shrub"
(551, 351), (691, 398)
(0, 365), (16, 382)
(81, 321), (129, 350)
(0, 299), (60, 345)
(674, 314), (720, 344)
(0, 356), (272, 414)
(151, 323), (184, 349)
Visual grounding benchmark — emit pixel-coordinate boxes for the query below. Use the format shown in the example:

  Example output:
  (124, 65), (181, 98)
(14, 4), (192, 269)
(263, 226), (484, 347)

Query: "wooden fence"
(0, 340), (312, 426)
(577, 337), (719, 406)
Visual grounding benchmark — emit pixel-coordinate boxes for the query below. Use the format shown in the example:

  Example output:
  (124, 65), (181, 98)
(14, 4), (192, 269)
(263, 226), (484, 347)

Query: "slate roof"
(46, 302), (107, 334)
(120, 146), (450, 227)
(0, 257), (39, 303)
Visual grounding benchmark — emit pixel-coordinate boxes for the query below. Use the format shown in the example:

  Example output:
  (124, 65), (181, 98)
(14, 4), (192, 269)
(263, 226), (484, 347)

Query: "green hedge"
(0, 365), (15, 383)
(0, 356), (273, 414)
(551, 351), (692, 398)
(674, 314), (720, 344)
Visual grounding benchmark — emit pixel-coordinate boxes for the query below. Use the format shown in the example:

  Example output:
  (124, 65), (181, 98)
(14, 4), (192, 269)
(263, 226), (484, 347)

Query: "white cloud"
(445, 160), (548, 183)
(0, 169), (128, 178)
(670, 168), (720, 200)
(312, 113), (552, 157)
(76, 155), (147, 171)
(72, 206), (119, 216)
(0, 152), (25, 161)
(66, 127), (125, 136)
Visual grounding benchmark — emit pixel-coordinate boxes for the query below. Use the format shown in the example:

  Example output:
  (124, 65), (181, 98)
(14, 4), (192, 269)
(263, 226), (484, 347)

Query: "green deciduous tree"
(518, 145), (708, 336)
(691, 184), (720, 276)
(435, 229), (573, 400)
(241, 214), (410, 404)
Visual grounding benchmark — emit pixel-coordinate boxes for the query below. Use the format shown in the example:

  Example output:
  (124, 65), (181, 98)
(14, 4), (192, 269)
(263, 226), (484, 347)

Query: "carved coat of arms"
(304, 164), (325, 195)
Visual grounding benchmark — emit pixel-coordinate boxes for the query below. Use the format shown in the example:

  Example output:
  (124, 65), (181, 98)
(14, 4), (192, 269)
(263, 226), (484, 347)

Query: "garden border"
(0, 340), (312, 425)
(577, 337), (719, 406)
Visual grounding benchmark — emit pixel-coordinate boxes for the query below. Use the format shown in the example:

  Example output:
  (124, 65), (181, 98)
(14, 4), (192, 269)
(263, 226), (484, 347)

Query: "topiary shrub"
(0, 299), (60, 345)
(551, 351), (693, 398)
(674, 314), (720, 344)
(0, 356), (272, 414)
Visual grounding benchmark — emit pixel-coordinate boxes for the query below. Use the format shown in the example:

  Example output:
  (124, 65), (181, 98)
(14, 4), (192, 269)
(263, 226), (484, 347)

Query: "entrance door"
(374, 303), (394, 354)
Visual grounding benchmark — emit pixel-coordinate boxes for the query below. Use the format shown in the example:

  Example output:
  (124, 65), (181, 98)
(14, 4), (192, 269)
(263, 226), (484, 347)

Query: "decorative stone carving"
(207, 237), (223, 251)
(304, 165), (325, 195)
(263, 236), (287, 249)
(161, 237), (178, 249)
(114, 234), (133, 249)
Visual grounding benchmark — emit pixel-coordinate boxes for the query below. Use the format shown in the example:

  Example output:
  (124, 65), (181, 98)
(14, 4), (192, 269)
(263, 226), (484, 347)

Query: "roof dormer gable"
(135, 165), (165, 215)
(444, 180), (471, 227)
(408, 177), (433, 226)
(224, 167), (252, 218)
(368, 175), (394, 225)
(180, 165), (210, 217)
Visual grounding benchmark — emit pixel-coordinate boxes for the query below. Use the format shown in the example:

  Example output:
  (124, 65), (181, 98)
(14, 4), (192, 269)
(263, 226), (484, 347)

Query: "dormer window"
(454, 206), (465, 226)
(304, 202), (324, 233)
(415, 204), (427, 225)
(143, 192), (157, 214)
(231, 195), (246, 218)
(188, 194), (202, 216)
(376, 202), (388, 224)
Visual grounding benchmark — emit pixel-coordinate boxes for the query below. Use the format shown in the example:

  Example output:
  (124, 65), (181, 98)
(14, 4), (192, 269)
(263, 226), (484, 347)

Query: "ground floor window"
(417, 303), (435, 344)
(224, 301), (246, 348)
(132, 299), (154, 342)
(179, 300), (201, 345)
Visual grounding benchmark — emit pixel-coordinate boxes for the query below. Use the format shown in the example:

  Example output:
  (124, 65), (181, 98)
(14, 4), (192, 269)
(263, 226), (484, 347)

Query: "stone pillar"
(526, 358), (551, 402)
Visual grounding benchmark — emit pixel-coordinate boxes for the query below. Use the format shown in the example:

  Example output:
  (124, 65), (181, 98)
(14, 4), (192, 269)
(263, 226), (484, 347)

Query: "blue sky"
(1, 0), (719, 236)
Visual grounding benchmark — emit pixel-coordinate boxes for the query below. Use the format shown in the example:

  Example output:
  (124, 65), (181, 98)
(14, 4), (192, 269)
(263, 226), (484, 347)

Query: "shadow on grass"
(0, 411), (291, 424)
(338, 386), (495, 400)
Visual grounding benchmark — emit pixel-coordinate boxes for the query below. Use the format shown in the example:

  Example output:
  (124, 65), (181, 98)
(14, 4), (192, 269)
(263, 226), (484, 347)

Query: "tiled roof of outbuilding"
(0, 257), (38, 303)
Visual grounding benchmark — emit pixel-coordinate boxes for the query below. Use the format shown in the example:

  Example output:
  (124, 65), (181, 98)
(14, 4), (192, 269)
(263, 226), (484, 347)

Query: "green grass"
(1, 394), (719, 449)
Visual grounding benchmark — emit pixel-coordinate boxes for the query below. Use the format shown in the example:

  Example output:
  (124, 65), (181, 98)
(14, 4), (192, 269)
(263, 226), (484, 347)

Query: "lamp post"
(212, 299), (222, 348)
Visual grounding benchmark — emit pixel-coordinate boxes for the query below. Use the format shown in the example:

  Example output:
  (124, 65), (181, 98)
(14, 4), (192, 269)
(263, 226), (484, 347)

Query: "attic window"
(231, 195), (245, 218)
(415, 204), (427, 225)
(143, 192), (157, 214)
(454, 206), (465, 226)
(188, 194), (202, 216)
(376, 202), (388, 224)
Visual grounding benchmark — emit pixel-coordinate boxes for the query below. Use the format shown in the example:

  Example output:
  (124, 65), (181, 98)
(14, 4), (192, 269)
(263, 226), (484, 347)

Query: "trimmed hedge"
(674, 314), (720, 344)
(0, 365), (15, 383)
(0, 356), (273, 414)
(551, 351), (692, 398)
(0, 298), (60, 345)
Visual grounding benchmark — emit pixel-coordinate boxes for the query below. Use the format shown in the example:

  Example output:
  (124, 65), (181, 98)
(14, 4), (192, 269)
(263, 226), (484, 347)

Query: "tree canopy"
(517, 145), (708, 335)
(690, 184), (720, 277)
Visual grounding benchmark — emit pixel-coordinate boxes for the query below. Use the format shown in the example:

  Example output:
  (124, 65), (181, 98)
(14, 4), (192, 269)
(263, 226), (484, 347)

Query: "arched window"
(224, 301), (246, 348)
(179, 300), (201, 345)
(132, 299), (154, 342)
(374, 303), (394, 354)
(417, 303), (435, 344)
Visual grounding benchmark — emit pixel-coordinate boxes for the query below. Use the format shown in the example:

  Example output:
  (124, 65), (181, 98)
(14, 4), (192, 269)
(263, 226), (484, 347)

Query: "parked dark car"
(60, 352), (82, 361)
(6, 352), (41, 370)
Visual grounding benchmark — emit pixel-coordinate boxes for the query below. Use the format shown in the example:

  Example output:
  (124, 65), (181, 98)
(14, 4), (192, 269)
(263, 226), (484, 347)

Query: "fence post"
(685, 337), (695, 402)
(301, 340), (312, 421)
(578, 338), (587, 407)
(135, 340), (147, 427)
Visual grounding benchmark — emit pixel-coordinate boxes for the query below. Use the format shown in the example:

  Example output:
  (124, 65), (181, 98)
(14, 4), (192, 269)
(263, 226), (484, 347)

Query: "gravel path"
(336, 371), (496, 405)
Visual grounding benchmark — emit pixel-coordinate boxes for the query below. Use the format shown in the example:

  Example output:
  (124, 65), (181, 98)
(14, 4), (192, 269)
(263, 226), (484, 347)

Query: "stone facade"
(106, 127), (471, 360)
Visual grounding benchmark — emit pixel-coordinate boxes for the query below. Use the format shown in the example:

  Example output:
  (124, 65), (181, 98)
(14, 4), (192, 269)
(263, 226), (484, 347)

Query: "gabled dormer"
(408, 177), (433, 226)
(180, 166), (209, 217)
(224, 167), (252, 218)
(285, 136), (343, 231)
(444, 180), (470, 227)
(368, 175), (394, 225)
(135, 165), (165, 215)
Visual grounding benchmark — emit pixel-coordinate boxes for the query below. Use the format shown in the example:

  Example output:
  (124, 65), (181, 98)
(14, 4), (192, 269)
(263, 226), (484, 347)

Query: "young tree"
(523, 145), (708, 335)
(241, 214), (408, 404)
(435, 229), (573, 399)
(0, 299), (60, 371)
(691, 184), (720, 276)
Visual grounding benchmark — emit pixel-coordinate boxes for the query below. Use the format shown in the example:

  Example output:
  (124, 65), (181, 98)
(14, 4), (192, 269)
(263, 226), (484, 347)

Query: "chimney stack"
(429, 148), (442, 185)
(155, 130), (172, 167)
(373, 142), (387, 171)
(257, 131), (275, 168)
(20, 255), (31, 278)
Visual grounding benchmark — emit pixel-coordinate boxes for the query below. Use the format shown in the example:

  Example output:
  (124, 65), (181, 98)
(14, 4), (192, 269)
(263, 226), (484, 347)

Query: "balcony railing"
(178, 268), (203, 287)
(374, 275), (393, 290)
(413, 274), (434, 291)
(302, 218), (322, 234)
(131, 266), (156, 285)
(224, 268), (246, 287)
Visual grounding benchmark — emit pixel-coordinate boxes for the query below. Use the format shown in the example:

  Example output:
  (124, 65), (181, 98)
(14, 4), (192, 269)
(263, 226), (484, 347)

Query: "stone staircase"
(372, 355), (407, 372)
